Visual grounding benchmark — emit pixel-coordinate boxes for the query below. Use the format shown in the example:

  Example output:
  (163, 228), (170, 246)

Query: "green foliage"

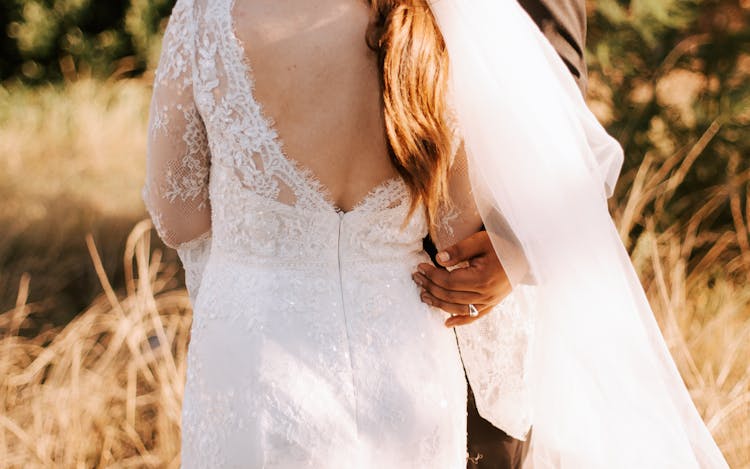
(0, 0), (175, 83)
(588, 0), (749, 239)
(125, 0), (176, 67)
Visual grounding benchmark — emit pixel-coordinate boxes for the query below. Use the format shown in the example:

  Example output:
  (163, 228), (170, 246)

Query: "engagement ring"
(468, 304), (479, 318)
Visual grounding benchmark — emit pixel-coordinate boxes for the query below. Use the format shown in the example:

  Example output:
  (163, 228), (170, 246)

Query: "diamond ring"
(468, 304), (480, 318)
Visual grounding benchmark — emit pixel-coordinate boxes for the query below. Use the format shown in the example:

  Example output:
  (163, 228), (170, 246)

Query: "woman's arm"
(413, 142), (515, 327)
(142, 0), (211, 302)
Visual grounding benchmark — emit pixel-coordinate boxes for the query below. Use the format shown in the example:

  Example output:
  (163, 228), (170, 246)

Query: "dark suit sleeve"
(517, 0), (588, 94)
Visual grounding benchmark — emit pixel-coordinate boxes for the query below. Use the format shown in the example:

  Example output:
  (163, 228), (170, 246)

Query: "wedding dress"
(145, 0), (730, 467)
(143, 0), (532, 467)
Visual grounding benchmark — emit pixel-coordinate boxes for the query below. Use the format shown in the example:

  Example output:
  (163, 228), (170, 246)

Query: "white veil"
(427, 0), (729, 467)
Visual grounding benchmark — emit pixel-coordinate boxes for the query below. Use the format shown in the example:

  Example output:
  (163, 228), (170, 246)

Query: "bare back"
(231, 0), (396, 213)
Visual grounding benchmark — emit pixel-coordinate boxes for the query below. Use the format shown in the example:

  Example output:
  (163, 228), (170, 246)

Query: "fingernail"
(422, 295), (433, 306)
(417, 266), (426, 275)
(437, 252), (450, 263)
(412, 274), (423, 286)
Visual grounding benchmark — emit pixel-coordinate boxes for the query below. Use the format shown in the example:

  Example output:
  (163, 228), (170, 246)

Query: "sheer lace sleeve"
(433, 132), (535, 441)
(430, 141), (483, 253)
(142, 0), (212, 301)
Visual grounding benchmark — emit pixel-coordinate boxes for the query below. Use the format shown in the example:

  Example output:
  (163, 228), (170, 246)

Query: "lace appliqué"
(162, 106), (211, 208)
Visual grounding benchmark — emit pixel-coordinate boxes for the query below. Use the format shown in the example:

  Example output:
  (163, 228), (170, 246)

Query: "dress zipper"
(336, 210), (360, 444)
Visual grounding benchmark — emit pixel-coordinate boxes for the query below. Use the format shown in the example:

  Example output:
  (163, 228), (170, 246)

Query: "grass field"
(0, 79), (748, 467)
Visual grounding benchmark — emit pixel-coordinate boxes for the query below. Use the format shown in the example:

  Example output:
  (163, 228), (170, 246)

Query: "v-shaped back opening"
(226, 0), (404, 215)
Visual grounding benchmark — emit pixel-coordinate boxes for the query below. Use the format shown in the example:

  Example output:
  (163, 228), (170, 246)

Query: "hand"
(412, 231), (511, 328)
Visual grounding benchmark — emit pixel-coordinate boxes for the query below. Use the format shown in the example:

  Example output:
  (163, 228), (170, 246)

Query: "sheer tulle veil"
(427, 0), (729, 467)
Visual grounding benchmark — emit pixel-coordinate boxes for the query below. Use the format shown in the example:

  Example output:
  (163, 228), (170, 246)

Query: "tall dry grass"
(1, 221), (189, 468)
(612, 142), (750, 467)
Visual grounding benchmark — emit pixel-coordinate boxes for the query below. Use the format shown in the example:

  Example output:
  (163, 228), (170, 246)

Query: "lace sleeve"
(430, 141), (482, 253)
(433, 133), (535, 441)
(142, 0), (212, 302)
(142, 0), (210, 250)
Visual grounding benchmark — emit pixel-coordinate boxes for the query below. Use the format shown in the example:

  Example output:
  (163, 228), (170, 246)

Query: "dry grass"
(1, 222), (189, 468)
(0, 79), (748, 467)
(611, 127), (750, 467)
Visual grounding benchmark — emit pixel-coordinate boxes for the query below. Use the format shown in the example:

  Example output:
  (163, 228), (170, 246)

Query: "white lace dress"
(143, 0), (533, 467)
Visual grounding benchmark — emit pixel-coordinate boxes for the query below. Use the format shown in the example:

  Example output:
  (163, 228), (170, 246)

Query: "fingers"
(416, 262), (486, 292)
(443, 303), (492, 328)
(435, 231), (492, 268)
(420, 288), (488, 318)
(415, 272), (494, 328)
(445, 312), (488, 328)
(412, 272), (488, 305)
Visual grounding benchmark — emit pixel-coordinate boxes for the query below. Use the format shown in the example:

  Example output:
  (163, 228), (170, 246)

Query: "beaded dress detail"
(143, 0), (533, 467)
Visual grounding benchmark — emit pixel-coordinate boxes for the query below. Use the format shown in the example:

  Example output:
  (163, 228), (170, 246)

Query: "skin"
(232, 0), (397, 212)
(413, 231), (511, 328)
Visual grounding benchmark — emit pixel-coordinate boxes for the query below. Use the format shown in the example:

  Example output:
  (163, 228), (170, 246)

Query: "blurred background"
(0, 0), (748, 467)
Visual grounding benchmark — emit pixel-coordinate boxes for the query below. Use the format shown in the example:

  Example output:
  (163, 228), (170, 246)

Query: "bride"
(142, 0), (729, 467)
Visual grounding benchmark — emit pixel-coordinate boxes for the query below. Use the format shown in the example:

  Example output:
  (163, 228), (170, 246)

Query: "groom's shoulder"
(517, 0), (588, 93)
